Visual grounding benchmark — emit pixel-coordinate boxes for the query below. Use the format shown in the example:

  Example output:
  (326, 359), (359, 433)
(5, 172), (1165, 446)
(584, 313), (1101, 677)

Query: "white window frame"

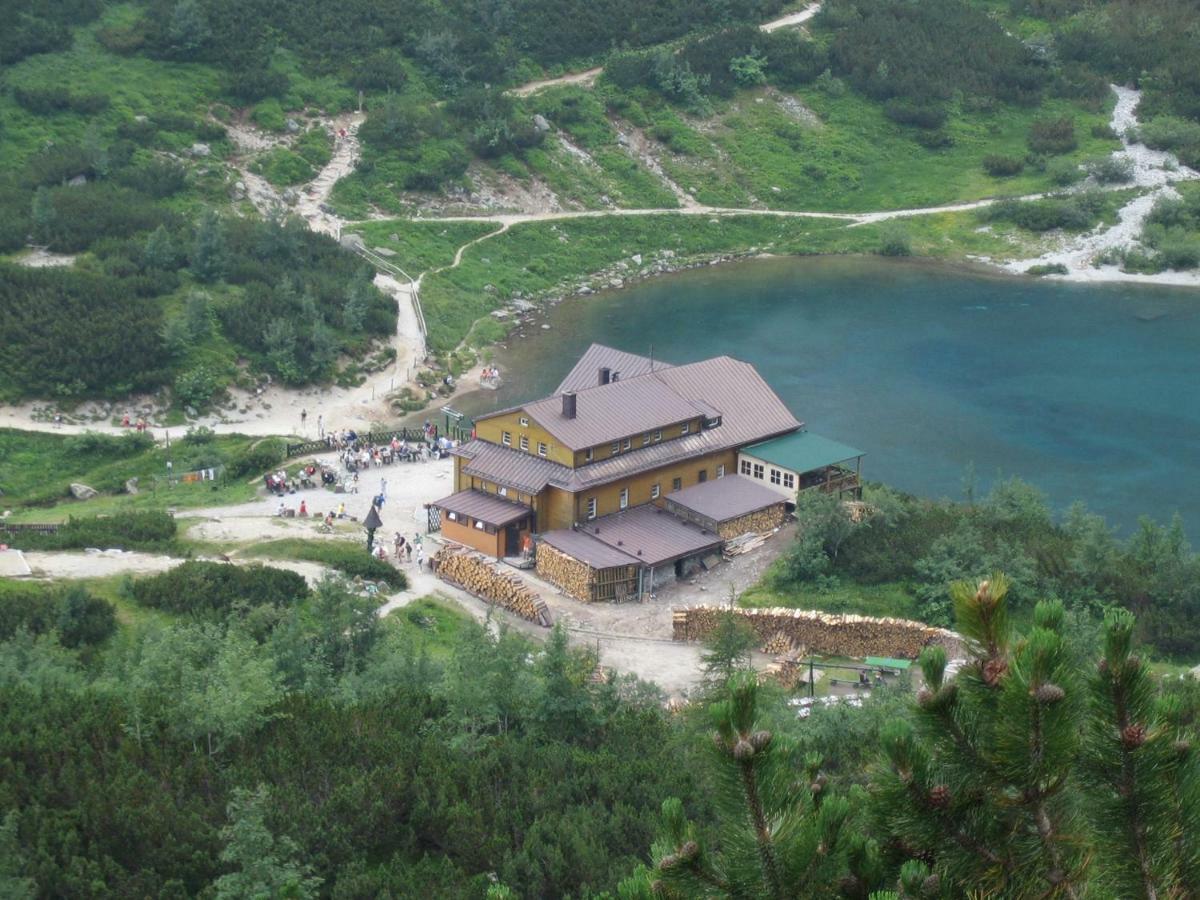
(680, 422), (690, 435)
(642, 433), (651, 446)
(611, 441), (620, 455)
(585, 447), (594, 462)
(501, 431), (511, 446)
(519, 416), (529, 427)
(623, 437), (632, 451)
(783, 472), (796, 489)
(672, 477), (682, 492)
(717, 464), (725, 478)
(752, 463), (764, 480)
(740, 459), (752, 475)
(537, 442), (548, 457)
(653, 430), (662, 442)
(770, 468), (782, 485)
(586, 497), (597, 520)
(619, 488), (629, 509)
(498, 486), (507, 497)
(519, 435), (529, 451)
(651, 483), (660, 499)
(447, 511), (458, 521)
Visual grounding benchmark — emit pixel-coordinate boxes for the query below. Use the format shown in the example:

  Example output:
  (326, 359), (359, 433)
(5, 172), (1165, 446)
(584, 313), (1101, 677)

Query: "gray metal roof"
(554, 343), (669, 393)
(577, 504), (722, 567)
(665, 475), (786, 523)
(539, 529), (640, 569)
(431, 489), (533, 527)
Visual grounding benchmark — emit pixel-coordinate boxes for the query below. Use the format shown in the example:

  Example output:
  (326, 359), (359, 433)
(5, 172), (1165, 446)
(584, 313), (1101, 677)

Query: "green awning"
(865, 657), (912, 670)
(742, 431), (864, 475)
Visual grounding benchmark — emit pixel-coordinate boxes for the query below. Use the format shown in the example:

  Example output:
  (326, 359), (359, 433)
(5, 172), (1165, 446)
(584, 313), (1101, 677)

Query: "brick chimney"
(562, 391), (577, 419)
(599, 366), (611, 385)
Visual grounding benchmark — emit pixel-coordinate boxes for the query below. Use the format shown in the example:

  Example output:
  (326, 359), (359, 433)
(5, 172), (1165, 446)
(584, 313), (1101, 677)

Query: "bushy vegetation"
(772, 479), (1200, 657)
(980, 188), (1114, 232)
(1123, 183), (1200, 273)
(130, 560), (309, 617)
(3, 510), (177, 552)
(0, 581), (116, 648)
(246, 538), (407, 588)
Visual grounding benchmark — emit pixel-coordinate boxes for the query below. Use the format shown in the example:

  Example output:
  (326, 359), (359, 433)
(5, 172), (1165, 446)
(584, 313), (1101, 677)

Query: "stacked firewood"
(762, 630), (796, 655)
(435, 547), (553, 626)
(534, 543), (593, 602)
(674, 606), (963, 659)
(717, 506), (786, 540)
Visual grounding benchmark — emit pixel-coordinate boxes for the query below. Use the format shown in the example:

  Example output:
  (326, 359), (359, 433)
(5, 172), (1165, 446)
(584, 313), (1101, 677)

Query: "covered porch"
(431, 489), (535, 558)
(738, 431), (865, 503)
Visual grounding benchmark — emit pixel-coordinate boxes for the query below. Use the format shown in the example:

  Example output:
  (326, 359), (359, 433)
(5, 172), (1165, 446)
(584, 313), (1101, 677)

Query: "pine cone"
(928, 785), (951, 809)
(917, 687), (934, 706)
(658, 853), (680, 872)
(1034, 683), (1065, 705)
(836, 875), (863, 896)
(921, 873), (941, 897)
(679, 841), (699, 862)
(1173, 739), (1191, 756)
(733, 738), (755, 760)
(750, 730), (772, 751)
(982, 657), (1009, 687)
(810, 782), (824, 796)
(1121, 724), (1147, 749)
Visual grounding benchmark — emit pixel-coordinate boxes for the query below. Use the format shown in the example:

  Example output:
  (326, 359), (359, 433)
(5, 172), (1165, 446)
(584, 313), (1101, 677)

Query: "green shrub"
(1046, 157), (1084, 186)
(0, 583), (115, 647)
(983, 154), (1024, 176)
(251, 539), (407, 588)
(254, 149), (314, 186)
(1028, 116), (1077, 155)
(174, 366), (220, 410)
(877, 224), (912, 257)
(227, 439), (285, 478)
(131, 560), (309, 617)
(1086, 155), (1134, 184)
(252, 99), (287, 132)
(4, 511), (177, 551)
(1026, 262), (1069, 276)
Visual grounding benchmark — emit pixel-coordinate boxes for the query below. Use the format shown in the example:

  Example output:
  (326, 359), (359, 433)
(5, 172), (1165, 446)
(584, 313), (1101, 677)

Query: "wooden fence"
(0, 522), (60, 535)
(286, 427), (429, 458)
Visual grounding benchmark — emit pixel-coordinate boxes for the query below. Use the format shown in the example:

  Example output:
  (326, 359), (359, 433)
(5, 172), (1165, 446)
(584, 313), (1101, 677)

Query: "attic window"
(704, 416), (722, 429)
(680, 422), (690, 435)
(519, 416), (529, 427)
(447, 511), (458, 521)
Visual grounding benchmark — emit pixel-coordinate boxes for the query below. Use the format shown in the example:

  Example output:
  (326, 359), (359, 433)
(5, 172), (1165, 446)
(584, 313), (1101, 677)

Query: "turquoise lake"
(454, 257), (1200, 535)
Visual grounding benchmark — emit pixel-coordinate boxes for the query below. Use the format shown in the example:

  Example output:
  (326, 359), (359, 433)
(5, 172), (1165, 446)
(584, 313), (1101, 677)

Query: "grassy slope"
(380, 596), (473, 659)
(344, 220), (500, 273)
(0, 428), (267, 520)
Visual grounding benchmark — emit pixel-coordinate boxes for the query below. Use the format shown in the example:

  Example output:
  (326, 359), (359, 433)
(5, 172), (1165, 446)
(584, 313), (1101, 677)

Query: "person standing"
(300, 408), (308, 432)
(317, 414), (324, 438)
(380, 476), (387, 499)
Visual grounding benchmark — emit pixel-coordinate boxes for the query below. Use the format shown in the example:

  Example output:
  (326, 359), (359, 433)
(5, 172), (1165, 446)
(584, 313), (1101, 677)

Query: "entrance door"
(504, 523), (521, 556)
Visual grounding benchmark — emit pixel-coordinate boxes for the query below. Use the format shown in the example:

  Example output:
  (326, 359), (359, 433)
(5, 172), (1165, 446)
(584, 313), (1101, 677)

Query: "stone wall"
(673, 605), (964, 660)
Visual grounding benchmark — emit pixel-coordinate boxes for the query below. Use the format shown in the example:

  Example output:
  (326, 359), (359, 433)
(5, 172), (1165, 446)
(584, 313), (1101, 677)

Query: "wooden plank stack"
(723, 531), (770, 558)
(434, 546), (553, 626)
(673, 606), (963, 660)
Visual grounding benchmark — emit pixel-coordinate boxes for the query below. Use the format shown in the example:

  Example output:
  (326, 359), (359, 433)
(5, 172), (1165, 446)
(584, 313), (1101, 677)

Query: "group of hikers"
(371, 531), (425, 567)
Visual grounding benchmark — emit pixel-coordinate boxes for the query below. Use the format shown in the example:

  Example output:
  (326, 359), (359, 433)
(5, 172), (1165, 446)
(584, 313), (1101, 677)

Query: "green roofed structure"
(736, 431), (864, 503)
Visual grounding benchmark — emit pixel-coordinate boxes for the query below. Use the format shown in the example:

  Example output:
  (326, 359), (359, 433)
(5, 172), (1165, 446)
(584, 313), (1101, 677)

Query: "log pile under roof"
(434, 546), (552, 626)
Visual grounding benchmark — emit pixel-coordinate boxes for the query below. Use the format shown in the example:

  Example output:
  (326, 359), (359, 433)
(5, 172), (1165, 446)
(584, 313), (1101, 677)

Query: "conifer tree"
(620, 673), (881, 899)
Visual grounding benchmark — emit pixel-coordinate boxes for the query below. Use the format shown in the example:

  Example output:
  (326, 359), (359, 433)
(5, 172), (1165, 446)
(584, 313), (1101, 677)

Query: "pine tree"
(212, 785), (320, 899)
(699, 593), (756, 696)
(342, 280), (372, 332)
(190, 210), (227, 283)
(620, 673), (881, 899)
(874, 575), (1200, 898)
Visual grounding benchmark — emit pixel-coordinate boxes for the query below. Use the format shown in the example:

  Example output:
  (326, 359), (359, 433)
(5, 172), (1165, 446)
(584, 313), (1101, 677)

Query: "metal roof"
(539, 529), (640, 569)
(665, 475), (786, 523)
(742, 431), (864, 474)
(454, 440), (572, 494)
(555, 343), (669, 393)
(431, 489), (533, 527)
(576, 504), (722, 568)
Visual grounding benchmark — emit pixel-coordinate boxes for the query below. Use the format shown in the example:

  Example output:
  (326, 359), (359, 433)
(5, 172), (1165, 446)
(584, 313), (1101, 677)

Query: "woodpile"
(762, 630), (796, 656)
(717, 506), (786, 540)
(535, 542), (592, 602)
(434, 546), (553, 626)
(673, 606), (964, 660)
(762, 649), (813, 690)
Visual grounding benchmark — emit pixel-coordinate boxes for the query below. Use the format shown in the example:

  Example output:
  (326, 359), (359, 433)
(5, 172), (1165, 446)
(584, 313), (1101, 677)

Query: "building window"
(474, 519), (485, 530)
(653, 430), (662, 442)
(698, 469), (708, 483)
(717, 464), (725, 478)
(770, 468), (782, 485)
(519, 416), (529, 427)
(537, 442), (548, 457)
(672, 477), (682, 492)
(498, 486), (507, 496)
(752, 463), (764, 480)
(651, 483), (660, 499)
(585, 448), (594, 462)
(623, 437), (632, 451)
(501, 431), (511, 446)
(447, 511), (458, 521)
(783, 472), (796, 489)
(586, 497), (597, 519)
(519, 435), (529, 451)
(680, 422), (690, 435)
(611, 441), (620, 455)
(642, 433), (651, 446)
(619, 488), (629, 509)
(740, 459), (752, 476)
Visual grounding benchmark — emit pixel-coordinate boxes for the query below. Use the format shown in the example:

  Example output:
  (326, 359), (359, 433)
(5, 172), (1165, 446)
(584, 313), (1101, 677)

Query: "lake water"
(453, 257), (1200, 535)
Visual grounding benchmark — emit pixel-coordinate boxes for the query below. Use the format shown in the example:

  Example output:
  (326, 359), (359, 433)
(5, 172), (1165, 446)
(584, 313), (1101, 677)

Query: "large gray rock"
(70, 483), (98, 500)
(533, 114), (551, 133)
(125, 477), (139, 495)
(67, 174), (89, 188)
(285, 117), (301, 134)
(190, 143), (211, 158)
(372, 246), (397, 257)
(339, 232), (365, 251)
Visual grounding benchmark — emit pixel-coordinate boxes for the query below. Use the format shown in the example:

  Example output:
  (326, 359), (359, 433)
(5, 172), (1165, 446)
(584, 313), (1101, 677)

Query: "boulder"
(372, 246), (397, 257)
(616, 132), (630, 146)
(70, 483), (98, 500)
(67, 174), (89, 188)
(282, 187), (300, 204)
(190, 143), (211, 158)
(125, 477), (139, 495)
(285, 118), (301, 134)
(533, 114), (551, 133)
(339, 232), (366, 251)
